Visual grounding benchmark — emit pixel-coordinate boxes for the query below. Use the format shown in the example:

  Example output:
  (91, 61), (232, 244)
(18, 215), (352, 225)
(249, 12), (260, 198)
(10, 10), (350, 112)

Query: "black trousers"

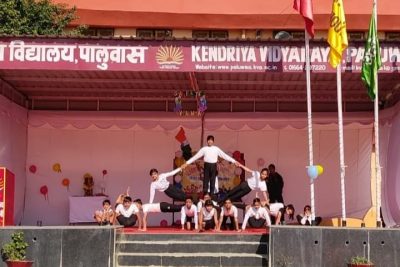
(164, 184), (186, 202)
(160, 202), (182, 213)
(204, 219), (216, 230)
(204, 162), (217, 195)
(223, 182), (252, 202)
(117, 214), (137, 227)
(248, 217), (266, 228)
(221, 215), (236, 230)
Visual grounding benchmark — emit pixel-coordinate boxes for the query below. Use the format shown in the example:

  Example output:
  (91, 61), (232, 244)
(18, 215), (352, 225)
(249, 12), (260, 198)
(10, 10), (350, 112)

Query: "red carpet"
(119, 227), (268, 235)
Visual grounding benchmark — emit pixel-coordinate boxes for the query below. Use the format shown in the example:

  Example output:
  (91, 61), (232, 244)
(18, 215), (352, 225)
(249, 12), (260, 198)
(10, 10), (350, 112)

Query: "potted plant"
(1, 231), (33, 267)
(348, 256), (374, 267)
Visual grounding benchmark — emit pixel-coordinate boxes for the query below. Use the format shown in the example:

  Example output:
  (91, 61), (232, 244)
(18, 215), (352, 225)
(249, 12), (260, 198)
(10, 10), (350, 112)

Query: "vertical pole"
(305, 31), (316, 225)
(336, 64), (347, 226)
(373, 0), (382, 228)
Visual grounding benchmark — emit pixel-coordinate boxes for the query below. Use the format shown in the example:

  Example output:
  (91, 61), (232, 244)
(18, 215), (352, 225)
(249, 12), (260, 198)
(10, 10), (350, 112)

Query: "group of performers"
(95, 135), (299, 231)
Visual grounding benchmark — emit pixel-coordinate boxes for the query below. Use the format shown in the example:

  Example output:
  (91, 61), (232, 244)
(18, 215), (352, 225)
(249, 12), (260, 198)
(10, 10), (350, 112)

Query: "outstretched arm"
(185, 148), (205, 165)
(216, 147), (237, 164)
(239, 164), (254, 173)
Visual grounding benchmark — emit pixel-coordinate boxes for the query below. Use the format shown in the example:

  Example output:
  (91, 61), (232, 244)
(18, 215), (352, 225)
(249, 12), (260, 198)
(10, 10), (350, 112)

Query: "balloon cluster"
(307, 165), (324, 180)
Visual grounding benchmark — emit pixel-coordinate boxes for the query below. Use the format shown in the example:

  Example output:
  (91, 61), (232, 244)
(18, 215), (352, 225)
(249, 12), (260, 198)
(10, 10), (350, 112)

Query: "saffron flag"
(327, 0), (348, 68)
(361, 9), (382, 100)
(293, 0), (315, 38)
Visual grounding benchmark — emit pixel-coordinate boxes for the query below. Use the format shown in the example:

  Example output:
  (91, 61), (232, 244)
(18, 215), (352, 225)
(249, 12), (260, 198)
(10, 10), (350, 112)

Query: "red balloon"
(29, 165), (37, 174)
(40, 185), (48, 195)
(102, 170), (107, 175)
(160, 219), (168, 227)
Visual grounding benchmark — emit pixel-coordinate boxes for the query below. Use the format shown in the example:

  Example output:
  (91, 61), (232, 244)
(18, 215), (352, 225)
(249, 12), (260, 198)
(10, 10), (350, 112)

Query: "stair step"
(117, 253), (267, 267)
(116, 233), (268, 243)
(117, 241), (267, 254)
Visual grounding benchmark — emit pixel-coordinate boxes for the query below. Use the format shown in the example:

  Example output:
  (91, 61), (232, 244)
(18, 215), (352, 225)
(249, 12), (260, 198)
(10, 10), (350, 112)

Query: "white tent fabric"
(21, 110), (373, 225)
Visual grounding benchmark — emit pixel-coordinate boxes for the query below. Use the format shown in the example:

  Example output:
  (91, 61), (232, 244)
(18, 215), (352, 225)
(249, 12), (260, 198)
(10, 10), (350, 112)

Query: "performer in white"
(242, 198), (271, 230)
(183, 135), (239, 197)
(181, 197), (198, 230)
(148, 167), (186, 203)
(221, 166), (269, 203)
(141, 202), (182, 231)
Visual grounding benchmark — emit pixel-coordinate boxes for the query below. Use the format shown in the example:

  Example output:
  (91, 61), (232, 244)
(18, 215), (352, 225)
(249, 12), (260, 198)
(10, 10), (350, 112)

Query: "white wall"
(0, 95), (28, 225)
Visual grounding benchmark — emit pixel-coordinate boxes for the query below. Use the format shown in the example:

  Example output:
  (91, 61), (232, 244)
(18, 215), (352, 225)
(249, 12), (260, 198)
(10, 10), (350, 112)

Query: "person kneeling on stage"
(296, 205), (322, 226)
(198, 199), (218, 232)
(242, 198), (271, 231)
(115, 196), (142, 228)
(268, 203), (295, 225)
(197, 193), (218, 211)
(94, 199), (115, 226)
(181, 196), (198, 230)
(141, 202), (182, 231)
(221, 167), (269, 203)
(149, 167), (186, 203)
(217, 199), (240, 232)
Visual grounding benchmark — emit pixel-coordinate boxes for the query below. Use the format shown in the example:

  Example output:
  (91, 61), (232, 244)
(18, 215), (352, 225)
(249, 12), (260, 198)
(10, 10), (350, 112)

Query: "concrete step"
(116, 240), (267, 254)
(116, 233), (268, 243)
(117, 252), (267, 267)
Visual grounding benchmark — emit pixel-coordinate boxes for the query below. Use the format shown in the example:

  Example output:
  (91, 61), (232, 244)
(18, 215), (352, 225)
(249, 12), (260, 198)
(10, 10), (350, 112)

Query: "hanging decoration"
(62, 178), (70, 191)
(52, 163), (62, 173)
(40, 185), (48, 200)
(102, 169), (108, 176)
(174, 72), (207, 116)
(29, 165), (37, 174)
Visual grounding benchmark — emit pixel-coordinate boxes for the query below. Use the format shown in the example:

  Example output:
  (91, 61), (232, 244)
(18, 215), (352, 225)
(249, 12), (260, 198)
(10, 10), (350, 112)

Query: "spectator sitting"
(296, 205), (322, 226)
(94, 199), (115, 226)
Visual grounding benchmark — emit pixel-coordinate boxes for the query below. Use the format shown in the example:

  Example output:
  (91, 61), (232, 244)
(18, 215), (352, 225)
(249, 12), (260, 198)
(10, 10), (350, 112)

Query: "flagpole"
(336, 64), (347, 226)
(305, 31), (316, 225)
(373, 0), (382, 228)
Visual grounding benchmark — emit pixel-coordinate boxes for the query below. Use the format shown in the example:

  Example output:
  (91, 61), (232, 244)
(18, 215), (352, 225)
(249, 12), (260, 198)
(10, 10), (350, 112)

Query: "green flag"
(361, 9), (381, 100)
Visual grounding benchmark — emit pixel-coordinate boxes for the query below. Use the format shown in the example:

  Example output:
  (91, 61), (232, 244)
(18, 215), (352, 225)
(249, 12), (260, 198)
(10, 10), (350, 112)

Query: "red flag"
(293, 0), (315, 38)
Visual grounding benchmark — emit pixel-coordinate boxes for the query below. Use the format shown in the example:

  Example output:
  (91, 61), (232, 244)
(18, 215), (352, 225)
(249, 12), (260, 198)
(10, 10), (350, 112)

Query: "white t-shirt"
(115, 203), (139, 218)
(201, 207), (216, 221)
(142, 203), (161, 213)
(247, 171), (267, 192)
(149, 168), (181, 203)
(242, 207), (271, 230)
(221, 205), (238, 218)
(197, 199), (218, 211)
(186, 146), (236, 164)
(181, 205), (198, 229)
(269, 203), (284, 217)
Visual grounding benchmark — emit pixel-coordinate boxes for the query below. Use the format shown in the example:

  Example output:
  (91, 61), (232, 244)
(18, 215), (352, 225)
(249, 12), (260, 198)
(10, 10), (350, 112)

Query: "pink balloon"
(257, 158), (265, 167)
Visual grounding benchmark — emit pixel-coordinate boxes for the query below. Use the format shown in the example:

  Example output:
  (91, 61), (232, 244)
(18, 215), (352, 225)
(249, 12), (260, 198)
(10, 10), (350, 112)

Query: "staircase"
(115, 231), (268, 267)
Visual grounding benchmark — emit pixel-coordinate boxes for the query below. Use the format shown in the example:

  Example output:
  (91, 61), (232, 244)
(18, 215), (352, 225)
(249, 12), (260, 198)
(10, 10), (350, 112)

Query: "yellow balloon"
(317, 165), (324, 175)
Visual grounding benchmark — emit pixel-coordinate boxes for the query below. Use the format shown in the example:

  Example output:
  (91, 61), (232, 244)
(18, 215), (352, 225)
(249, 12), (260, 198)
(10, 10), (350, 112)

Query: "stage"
(1, 225), (399, 267)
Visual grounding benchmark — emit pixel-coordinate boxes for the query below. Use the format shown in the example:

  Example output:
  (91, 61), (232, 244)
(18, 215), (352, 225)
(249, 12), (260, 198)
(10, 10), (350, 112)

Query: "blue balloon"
(307, 165), (319, 179)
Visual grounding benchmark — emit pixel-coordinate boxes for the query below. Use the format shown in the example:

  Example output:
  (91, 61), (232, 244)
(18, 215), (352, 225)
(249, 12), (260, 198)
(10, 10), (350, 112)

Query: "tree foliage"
(0, 0), (78, 35)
